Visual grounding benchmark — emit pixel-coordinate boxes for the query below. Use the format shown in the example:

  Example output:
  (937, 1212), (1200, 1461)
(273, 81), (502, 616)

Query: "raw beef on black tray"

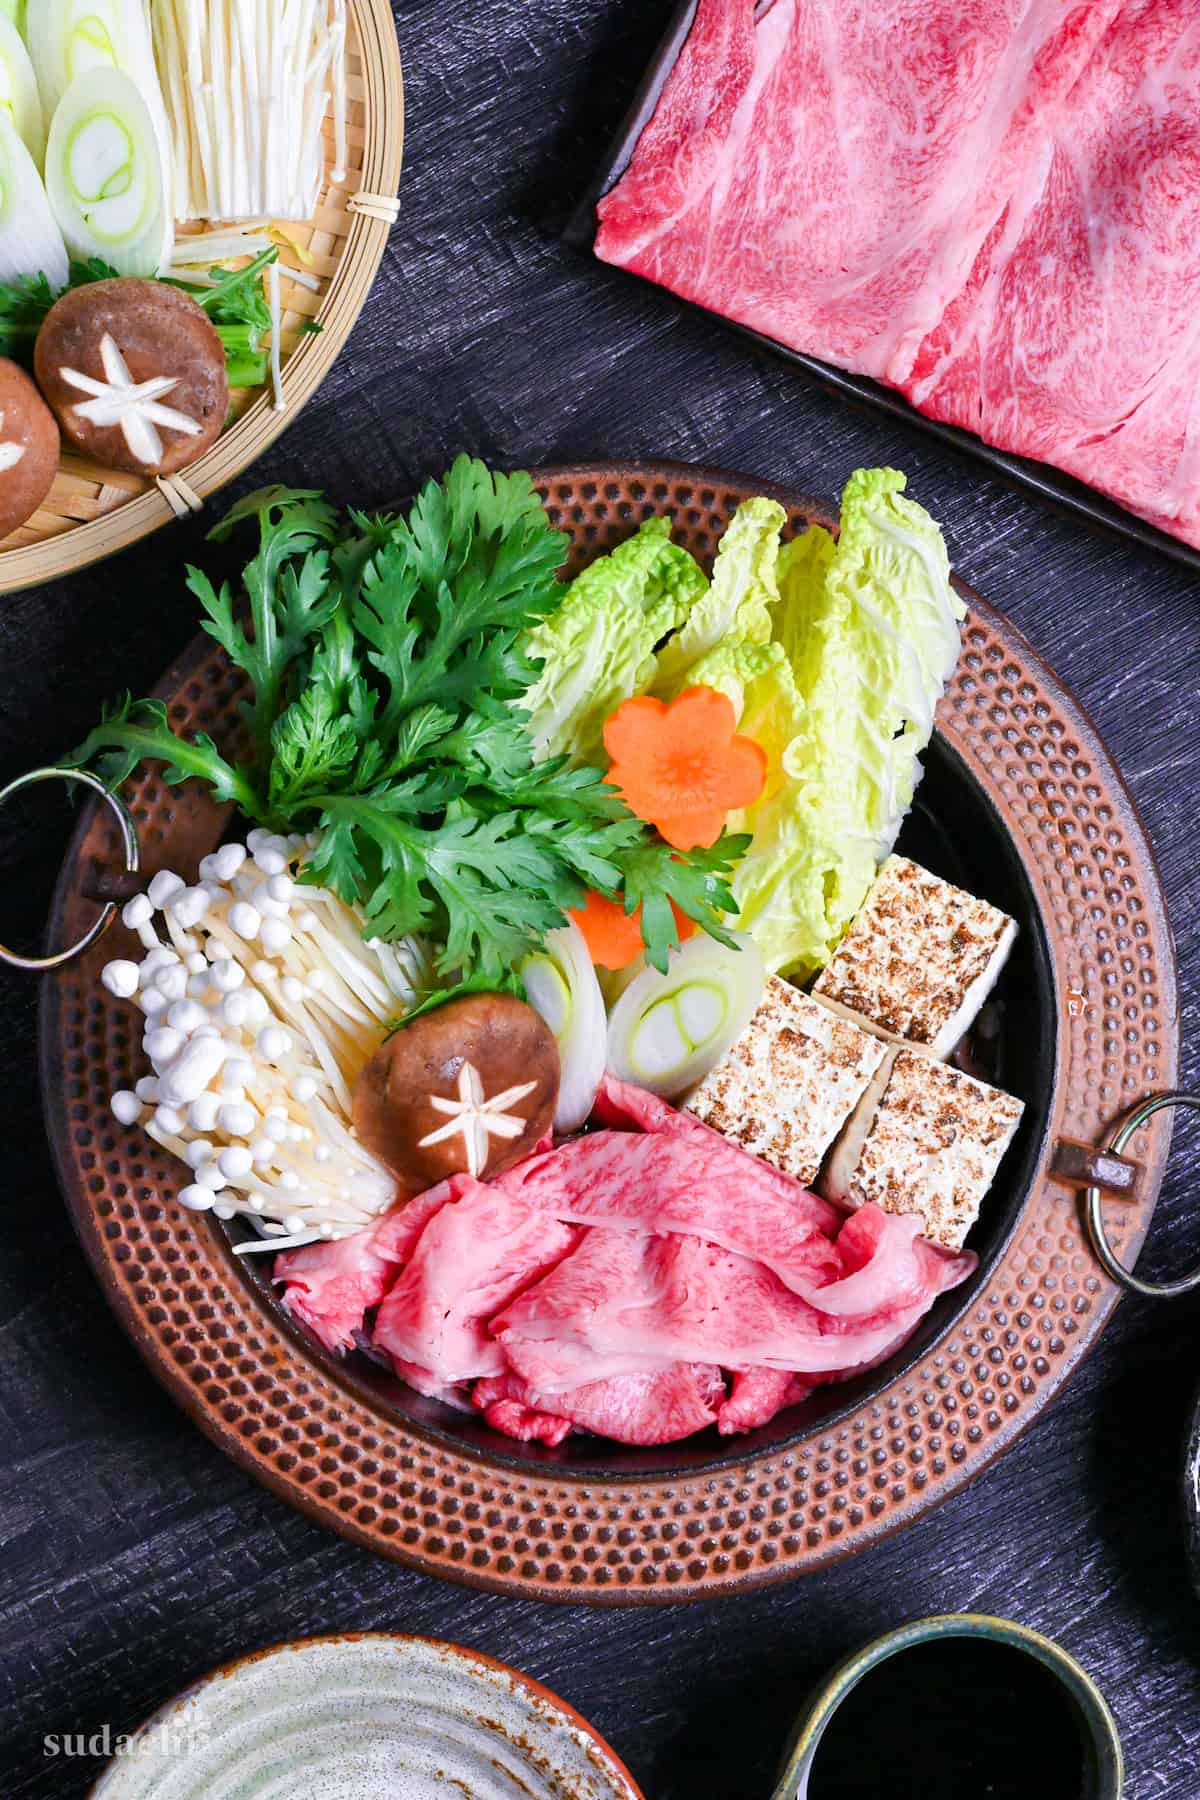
(904, 0), (1200, 549)
(594, 0), (1200, 550)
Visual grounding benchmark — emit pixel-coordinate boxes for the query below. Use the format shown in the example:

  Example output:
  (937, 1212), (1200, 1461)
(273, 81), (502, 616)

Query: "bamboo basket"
(0, 0), (403, 594)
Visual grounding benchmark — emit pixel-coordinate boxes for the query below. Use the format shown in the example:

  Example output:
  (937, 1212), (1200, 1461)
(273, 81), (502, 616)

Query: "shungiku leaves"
(68, 457), (745, 983)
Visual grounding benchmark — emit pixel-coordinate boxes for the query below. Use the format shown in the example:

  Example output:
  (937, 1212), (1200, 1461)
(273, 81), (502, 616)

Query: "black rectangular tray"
(566, 0), (1200, 575)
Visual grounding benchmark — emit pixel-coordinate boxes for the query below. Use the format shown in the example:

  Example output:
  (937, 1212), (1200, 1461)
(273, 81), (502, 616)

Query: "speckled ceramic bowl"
(88, 1633), (644, 1800)
(771, 1613), (1123, 1799)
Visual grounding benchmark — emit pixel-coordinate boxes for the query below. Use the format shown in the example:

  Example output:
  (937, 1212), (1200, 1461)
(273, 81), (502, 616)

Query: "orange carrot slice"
(570, 889), (644, 969)
(571, 889), (697, 969)
(603, 685), (767, 851)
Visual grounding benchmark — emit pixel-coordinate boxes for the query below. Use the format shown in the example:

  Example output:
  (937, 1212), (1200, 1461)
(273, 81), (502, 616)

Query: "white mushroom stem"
(152, 1), (347, 222)
(268, 259), (284, 412)
(105, 837), (433, 1248)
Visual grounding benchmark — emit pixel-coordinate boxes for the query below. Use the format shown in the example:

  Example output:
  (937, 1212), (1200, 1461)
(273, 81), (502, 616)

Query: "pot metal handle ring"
(1085, 1090), (1200, 1300)
(0, 767), (140, 972)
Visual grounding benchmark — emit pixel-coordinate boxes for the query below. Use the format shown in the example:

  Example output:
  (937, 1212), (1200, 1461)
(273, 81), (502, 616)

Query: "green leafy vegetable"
(68, 456), (744, 983)
(730, 469), (964, 978)
(0, 255), (122, 359)
(684, 638), (787, 721)
(519, 517), (706, 765)
(0, 266), (57, 357)
(191, 483), (340, 769)
(173, 247), (279, 389)
(618, 834), (748, 972)
(385, 969), (526, 1037)
(651, 495), (785, 697)
(77, 695), (259, 815)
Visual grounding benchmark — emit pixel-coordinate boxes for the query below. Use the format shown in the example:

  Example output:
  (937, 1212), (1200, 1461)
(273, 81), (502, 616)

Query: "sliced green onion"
(45, 66), (172, 275)
(522, 921), (606, 1133)
(0, 109), (67, 288)
(223, 346), (268, 389)
(0, 15), (43, 166)
(606, 933), (766, 1099)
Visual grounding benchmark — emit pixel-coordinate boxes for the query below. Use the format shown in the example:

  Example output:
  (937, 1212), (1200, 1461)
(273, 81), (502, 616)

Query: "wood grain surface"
(0, 3), (1198, 1794)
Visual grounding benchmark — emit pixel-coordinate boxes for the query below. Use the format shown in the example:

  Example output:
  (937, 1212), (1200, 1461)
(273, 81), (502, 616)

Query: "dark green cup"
(771, 1613), (1123, 1799)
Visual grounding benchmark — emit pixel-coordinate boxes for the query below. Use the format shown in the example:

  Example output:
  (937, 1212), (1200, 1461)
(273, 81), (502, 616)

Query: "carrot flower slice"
(603, 685), (767, 851)
(570, 889), (645, 969)
(571, 888), (697, 969)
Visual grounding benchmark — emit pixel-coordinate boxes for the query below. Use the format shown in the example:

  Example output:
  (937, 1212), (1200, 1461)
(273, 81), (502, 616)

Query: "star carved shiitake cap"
(418, 1062), (540, 1177)
(352, 993), (561, 1193)
(58, 333), (204, 470)
(35, 279), (228, 476)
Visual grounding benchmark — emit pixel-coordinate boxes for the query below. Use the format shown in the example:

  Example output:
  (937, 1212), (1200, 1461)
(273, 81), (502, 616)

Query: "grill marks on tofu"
(813, 855), (1016, 1056)
(684, 977), (886, 1184)
(823, 1050), (1025, 1251)
(681, 858), (1023, 1255)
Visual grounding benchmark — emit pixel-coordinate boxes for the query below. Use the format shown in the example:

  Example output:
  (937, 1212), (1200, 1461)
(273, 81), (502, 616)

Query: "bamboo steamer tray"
(0, 0), (403, 595)
(39, 463), (1181, 1603)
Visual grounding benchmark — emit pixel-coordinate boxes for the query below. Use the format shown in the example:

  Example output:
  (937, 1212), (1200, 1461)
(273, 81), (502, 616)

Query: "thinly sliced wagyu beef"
(372, 1182), (577, 1383)
(594, 1), (1200, 547)
(473, 1364), (725, 1447)
(274, 1175), (466, 1353)
(905, 0), (1200, 548)
(595, 0), (1116, 385)
(277, 1078), (975, 1447)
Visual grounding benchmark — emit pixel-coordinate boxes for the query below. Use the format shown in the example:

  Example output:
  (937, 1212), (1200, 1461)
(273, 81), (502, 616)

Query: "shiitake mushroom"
(353, 993), (561, 1192)
(35, 278), (228, 476)
(0, 357), (59, 539)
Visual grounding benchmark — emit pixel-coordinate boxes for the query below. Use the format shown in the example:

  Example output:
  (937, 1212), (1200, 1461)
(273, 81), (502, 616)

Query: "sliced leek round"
(0, 110), (67, 288)
(27, 0), (163, 123)
(606, 933), (765, 1099)
(522, 921), (606, 1133)
(45, 66), (173, 275)
(0, 16), (44, 167)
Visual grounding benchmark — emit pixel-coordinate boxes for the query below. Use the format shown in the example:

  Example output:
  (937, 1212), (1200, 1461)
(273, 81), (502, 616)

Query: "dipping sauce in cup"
(777, 1614), (1122, 1800)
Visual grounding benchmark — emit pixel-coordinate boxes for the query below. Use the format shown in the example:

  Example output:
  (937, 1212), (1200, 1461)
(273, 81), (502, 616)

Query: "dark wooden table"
(2, 4), (1199, 1794)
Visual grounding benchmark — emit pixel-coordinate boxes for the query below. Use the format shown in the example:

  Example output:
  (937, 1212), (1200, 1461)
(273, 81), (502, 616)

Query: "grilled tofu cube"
(812, 855), (1016, 1058)
(683, 975), (886, 1185)
(820, 1048), (1025, 1250)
